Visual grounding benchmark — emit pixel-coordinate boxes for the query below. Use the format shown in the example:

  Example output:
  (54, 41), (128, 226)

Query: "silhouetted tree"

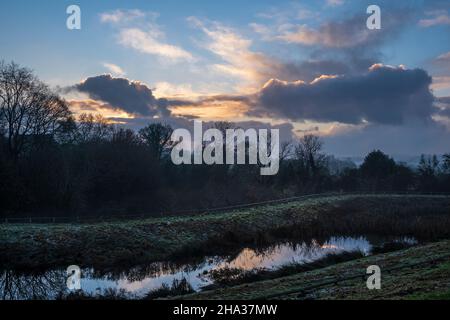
(139, 123), (174, 160)
(294, 135), (327, 191)
(417, 155), (439, 192)
(391, 163), (414, 192)
(360, 150), (396, 191)
(76, 113), (113, 144)
(338, 168), (360, 191)
(0, 61), (71, 159)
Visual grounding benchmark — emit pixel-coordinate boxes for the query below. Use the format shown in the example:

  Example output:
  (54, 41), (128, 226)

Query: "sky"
(1, 0), (450, 156)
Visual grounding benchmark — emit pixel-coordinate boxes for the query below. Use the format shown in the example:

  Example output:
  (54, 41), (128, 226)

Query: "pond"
(0, 235), (417, 300)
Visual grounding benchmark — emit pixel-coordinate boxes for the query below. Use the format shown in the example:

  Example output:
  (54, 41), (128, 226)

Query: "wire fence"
(1, 191), (450, 225)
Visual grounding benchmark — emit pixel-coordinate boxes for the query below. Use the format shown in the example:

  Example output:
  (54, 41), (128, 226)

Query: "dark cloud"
(273, 60), (350, 82)
(250, 65), (434, 125)
(271, 56), (377, 83)
(278, 7), (413, 49)
(249, 4), (414, 85)
(73, 75), (171, 117)
(279, 7), (413, 81)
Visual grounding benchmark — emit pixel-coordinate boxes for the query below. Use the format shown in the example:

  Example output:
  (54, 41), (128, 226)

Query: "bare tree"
(280, 141), (293, 162)
(76, 113), (113, 143)
(0, 61), (71, 159)
(139, 123), (174, 160)
(295, 134), (326, 177)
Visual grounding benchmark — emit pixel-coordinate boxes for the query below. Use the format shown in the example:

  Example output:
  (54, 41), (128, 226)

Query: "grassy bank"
(1, 194), (450, 270)
(176, 240), (450, 300)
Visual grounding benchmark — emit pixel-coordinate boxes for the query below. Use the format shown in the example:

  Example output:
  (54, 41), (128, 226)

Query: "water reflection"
(0, 235), (416, 300)
(222, 237), (373, 271)
(0, 270), (66, 300)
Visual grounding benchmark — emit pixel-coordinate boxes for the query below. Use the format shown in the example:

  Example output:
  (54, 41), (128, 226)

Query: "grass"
(1, 194), (450, 270)
(144, 278), (194, 300)
(407, 289), (450, 300)
(174, 240), (450, 300)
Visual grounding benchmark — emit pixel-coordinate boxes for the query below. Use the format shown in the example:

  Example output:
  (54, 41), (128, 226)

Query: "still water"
(0, 235), (416, 300)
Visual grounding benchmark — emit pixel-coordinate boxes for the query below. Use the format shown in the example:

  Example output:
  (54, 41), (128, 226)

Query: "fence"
(1, 191), (450, 225)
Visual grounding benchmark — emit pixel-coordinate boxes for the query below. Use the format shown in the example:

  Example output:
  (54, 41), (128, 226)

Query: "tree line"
(1, 61), (450, 218)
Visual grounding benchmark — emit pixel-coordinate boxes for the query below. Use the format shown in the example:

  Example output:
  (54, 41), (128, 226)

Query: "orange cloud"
(68, 99), (135, 123)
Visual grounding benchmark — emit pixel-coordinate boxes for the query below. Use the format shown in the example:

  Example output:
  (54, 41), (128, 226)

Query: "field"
(1, 194), (450, 271)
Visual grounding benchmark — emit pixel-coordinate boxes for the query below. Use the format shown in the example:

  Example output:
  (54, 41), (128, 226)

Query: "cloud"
(249, 23), (273, 40)
(101, 9), (193, 62)
(102, 63), (126, 77)
(419, 10), (450, 27)
(153, 82), (198, 98)
(188, 17), (258, 79)
(432, 76), (450, 93)
(254, 3), (319, 22)
(118, 28), (193, 61)
(250, 4), (414, 52)
(246, 4), (417, 91)
(436, 52), (450, 61)
(68, 99), (135, 120)
(100, 9), (147, 24)
(435, 96), (450, 118)
(275, 13), (405, 48)
(268, 57), (376, 83)
(189, 16), (301, 91)
(71, 75), (171, 117)
(250, 64), (435, 125)
(326, 0), (345, 7)
(188, 17), (374, 90)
